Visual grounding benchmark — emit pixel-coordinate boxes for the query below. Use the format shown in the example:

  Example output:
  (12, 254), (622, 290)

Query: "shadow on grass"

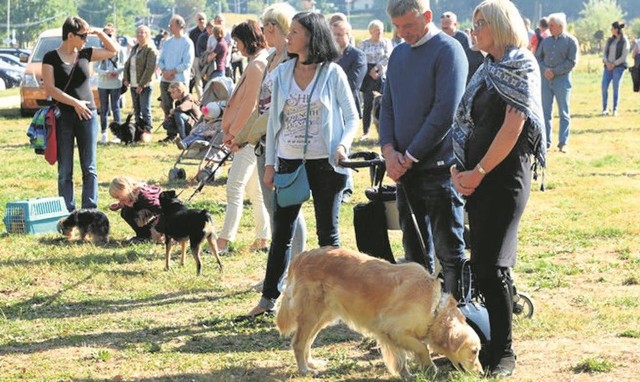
(71, 366), (290, 382)
(0, 313), (360, 358)
(0, 107), (21, 119)
(571, 125), (640, 134)
(1, 281), (247, 321)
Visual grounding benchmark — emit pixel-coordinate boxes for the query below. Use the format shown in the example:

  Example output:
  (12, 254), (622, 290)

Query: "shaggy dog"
(276, 247), (483, 378)
(57, 209), (110, 243)
(151, 190), (222, 275)
(109, 113), (152, 144)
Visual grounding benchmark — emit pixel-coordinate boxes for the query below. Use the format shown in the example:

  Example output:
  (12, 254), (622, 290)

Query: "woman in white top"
(237, 11), (358, 321)
(601, 21), (629, 116)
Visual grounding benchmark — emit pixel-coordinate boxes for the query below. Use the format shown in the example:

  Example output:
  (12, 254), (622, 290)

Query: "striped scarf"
(452, 46), (546, 177)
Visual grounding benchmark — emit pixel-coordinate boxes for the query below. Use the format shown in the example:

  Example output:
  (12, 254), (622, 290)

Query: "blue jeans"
(262, 158), (347, 302)
(174, 111), (191, 138)
(541, 73), (572, 148)
(56, 109), (99, 211)
(396, 172), (467, 296)
(98, 87), (122, 133)
(131, 86), (153, 128)
(601, 66), (625, 112)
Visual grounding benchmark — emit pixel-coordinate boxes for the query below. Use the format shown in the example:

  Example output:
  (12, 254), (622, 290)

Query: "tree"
(0, 0), (74, 48)
(573, 0), (624, 54)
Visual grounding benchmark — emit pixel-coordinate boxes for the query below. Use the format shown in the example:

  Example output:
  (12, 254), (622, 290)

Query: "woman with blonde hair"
(358, 19), (392, 139)
(451, 0), (545, 377)
(123, 25), (158, 135)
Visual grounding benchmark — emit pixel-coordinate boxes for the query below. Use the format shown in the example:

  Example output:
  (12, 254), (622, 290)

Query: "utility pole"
(6, 0), (10, 46)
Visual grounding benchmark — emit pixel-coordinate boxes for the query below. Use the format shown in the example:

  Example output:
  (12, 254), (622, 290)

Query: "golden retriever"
(276, 247), (483, 378)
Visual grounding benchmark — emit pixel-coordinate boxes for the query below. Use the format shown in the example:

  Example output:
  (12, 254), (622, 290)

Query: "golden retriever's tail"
(276, 253), (304, 337)
(275, 277), (297, 336)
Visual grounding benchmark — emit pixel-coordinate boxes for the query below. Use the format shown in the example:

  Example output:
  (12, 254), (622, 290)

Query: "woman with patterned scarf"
(450, 0), (546, 378)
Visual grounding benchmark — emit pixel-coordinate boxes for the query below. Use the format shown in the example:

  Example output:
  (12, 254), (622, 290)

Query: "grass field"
(0, 53), (639, 381)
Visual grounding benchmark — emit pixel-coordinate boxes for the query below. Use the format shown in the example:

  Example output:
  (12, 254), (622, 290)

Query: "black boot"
(476, 267), (516, 378)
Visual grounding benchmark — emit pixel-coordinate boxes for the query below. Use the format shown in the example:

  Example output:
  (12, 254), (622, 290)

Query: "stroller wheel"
(168, 168), (186, 182)
(512, 291), (534, 318)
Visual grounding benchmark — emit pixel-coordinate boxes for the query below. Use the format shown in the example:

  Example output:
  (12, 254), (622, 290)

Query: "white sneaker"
(111, 137), (121, 143)
(100, 132), (108, 144)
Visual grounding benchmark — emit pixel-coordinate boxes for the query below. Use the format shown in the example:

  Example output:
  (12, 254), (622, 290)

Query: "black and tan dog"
(57, 209), (110, 243)
(152, 190), (223, 275)
(109, 113), (152, 144)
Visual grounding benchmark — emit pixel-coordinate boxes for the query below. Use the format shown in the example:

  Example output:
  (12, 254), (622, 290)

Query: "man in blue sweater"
(381, 0), (467, 296)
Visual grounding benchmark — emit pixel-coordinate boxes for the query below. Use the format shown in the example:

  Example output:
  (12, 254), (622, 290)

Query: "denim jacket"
(265, 59), (358, 174)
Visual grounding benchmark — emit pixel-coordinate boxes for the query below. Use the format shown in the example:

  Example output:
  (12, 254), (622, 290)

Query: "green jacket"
(123, 44), (158, 88)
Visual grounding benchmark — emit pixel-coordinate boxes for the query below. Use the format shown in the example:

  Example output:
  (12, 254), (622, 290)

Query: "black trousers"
(474, 266), (515, 368)
(631, 57), (640, 92)
(360, 63), (383, 134)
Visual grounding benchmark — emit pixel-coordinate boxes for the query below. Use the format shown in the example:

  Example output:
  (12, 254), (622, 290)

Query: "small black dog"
(152, 190), (223, 275)
(57, 209), (110, 243)
(109, 113), (151, 145)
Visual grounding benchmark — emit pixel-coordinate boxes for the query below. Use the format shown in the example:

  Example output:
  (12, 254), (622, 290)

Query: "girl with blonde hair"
(108, 176), (163, 243)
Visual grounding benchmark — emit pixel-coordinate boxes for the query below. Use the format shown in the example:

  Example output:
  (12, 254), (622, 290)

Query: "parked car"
(0, 48), (31, 63)
(0, 61), (24, 89)
(20, 29), (102, 116)
(0, 53), (27, 68)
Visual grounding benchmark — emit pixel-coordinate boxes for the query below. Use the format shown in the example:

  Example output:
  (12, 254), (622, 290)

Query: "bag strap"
(302, 63), (324, 162)
(52, 52), (79, 107)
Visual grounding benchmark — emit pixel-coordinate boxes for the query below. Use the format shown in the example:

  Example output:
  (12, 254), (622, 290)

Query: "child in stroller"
(168, 77), (234, 183)
(175, 77), (234, 150)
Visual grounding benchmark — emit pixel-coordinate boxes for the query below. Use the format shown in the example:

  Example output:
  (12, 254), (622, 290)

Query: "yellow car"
(20, 28), (103, 117)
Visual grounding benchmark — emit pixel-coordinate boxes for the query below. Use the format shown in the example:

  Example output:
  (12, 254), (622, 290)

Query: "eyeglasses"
(74, 32), (88, 41)
(441, 13), (451, 19)
(472, 19), (489, 32)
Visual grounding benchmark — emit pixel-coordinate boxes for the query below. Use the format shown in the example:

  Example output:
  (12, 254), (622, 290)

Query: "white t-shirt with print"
(277, 76), (327, 160)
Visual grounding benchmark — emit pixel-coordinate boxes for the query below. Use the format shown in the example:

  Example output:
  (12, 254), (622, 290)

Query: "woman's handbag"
(27, 57), (77, 164)
(274, 163), (311, 207)
(274, 64), (323, 208)
(43, 106), (59, 165)
(235, 110), (268, 146)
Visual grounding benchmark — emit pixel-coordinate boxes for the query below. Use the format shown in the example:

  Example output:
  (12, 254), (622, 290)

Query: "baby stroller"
(168, 77), (234, 183)
(339, 152), (534, 333)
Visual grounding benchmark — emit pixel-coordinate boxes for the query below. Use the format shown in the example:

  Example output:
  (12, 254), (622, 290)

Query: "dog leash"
(399, 184), (432, 275)
(179, 150), (234, 204)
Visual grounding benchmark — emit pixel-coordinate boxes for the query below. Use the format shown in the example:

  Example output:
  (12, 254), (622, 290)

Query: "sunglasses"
(74, 32), (88, 40)
(472, 19), (489, 32)
(441, 14), (452, 19)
